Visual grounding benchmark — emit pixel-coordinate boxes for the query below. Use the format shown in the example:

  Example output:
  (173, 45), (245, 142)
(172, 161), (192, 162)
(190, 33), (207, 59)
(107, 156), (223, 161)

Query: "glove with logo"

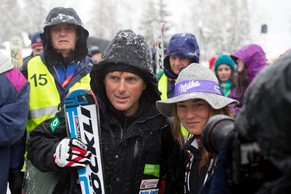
(54, 138), (91, 168)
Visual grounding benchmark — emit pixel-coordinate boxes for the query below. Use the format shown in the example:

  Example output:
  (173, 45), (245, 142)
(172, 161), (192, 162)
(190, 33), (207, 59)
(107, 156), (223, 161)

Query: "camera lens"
(202, 115), (234, 155)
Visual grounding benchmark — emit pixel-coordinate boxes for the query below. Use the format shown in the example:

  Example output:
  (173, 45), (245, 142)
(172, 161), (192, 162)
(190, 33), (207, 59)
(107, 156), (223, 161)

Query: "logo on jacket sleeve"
(143, 164), (160, 178)
(50, 116), (60, 133)
(139, 188), (159, 194)
(140, 179), (159, 189)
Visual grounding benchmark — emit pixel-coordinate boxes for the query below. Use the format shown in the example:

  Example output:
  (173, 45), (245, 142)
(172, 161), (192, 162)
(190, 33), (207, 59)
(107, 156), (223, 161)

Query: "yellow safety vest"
(26, 56), (91, 132)
(158, 73), (189, 140)
(158, 73), (168, 100)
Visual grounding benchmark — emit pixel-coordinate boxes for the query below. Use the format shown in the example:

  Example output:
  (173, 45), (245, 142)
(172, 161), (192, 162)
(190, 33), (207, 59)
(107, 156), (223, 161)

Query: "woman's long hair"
(234, 67), (249, 98)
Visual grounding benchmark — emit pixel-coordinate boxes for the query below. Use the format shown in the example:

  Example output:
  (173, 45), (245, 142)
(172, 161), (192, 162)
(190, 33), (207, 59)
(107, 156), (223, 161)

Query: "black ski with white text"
(65, 89), (105, 194)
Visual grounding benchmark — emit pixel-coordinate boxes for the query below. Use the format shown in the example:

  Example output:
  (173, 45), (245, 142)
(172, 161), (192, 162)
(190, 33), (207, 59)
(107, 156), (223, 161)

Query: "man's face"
(50, 23), (78, 57)
(169, 55), (192, 75)
(92, 53), (102, 62)
(103, 71), (146, 116)
(32, 46), (44, 56)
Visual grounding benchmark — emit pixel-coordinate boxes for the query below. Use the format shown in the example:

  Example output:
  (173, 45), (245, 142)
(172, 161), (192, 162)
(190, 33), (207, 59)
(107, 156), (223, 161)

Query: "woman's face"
(236, 59), (245, 73)
(176, 99), (211, 135)
(216, 64), (232, 82)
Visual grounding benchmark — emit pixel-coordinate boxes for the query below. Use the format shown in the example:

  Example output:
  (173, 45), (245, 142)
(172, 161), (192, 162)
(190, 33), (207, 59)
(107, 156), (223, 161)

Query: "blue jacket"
(163, 33), (200, 79)
(0, 56), (29, 194)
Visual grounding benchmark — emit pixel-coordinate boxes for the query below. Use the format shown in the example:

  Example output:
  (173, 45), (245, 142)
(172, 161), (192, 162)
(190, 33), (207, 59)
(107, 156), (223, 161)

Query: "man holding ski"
(27, 29), (184, 194)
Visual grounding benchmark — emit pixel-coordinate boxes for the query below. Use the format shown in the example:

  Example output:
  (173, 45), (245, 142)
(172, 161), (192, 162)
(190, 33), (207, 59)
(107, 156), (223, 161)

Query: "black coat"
(27, 98), (184, 194)
(184, 138), (212, 194)
(100, 98), (183, 193)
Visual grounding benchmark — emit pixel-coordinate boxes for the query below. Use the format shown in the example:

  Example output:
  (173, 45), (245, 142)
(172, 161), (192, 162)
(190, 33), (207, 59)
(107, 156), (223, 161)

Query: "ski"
(9, 36), (23, 67)
(151, 21), (165, 74)
(65, 89), (105, 194)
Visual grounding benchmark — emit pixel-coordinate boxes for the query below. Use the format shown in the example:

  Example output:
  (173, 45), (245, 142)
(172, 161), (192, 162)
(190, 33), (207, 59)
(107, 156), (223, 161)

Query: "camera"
(202, 115), (282, 192)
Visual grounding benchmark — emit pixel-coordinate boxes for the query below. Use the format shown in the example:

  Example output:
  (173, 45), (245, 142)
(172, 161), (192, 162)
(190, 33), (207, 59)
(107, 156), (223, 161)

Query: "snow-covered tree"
(0, 0), (45, 43)
(139, 0), (171, 46)
(190, 0), (251, 61)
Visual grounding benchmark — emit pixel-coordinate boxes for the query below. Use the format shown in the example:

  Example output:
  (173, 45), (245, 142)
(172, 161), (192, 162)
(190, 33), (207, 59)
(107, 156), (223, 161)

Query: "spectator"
(0, 53), (29, 194)
(9, 31), (44, 194)
(228, 44), (267, 117)
(23, 31), (44, 63)
(21, 7), (93, 193)
(214, 54), (236, 97)
(156, 63), (237, 194)
(88, 46), (102, 62)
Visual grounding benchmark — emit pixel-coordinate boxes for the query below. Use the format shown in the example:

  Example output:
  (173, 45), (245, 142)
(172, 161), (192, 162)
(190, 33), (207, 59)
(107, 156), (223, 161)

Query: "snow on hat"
(165, 33), (200, 62)
(156, 63), (238, 117)
(31, 31), (43, 48)
(41, 7), (89, 62)
(90, 29), (160, 104)
(163, 33), (200, 79)
(214, 54), (236, 71)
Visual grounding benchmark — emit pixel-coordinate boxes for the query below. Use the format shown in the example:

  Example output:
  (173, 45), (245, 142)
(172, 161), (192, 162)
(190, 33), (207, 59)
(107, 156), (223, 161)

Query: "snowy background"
(4, 0), (291, 193)
(1, 0), (291, 62)
(42, 0), (291, 58)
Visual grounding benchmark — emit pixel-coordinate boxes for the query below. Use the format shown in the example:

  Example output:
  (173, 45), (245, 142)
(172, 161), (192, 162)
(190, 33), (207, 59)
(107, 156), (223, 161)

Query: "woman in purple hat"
(156, 63), (238, 194)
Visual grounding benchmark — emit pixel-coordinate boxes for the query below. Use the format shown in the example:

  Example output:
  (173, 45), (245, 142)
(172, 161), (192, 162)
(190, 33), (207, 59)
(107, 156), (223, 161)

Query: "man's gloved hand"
(54, 138), (91, 168)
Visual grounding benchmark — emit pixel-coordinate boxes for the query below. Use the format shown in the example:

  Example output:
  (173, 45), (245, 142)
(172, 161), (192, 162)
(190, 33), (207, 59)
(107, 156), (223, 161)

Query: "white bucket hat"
(156, 63), (238, 117)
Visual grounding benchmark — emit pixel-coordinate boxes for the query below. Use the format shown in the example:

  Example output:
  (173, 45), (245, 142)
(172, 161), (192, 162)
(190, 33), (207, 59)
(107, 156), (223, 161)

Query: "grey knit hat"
(156, 63), (238, 117)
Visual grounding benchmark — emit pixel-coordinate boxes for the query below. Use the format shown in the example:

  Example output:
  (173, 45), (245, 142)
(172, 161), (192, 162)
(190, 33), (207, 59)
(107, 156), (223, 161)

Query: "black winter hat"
(43, 7), (86, 29)
(236, 54), (291, 174)
(90, 29), (160, 104)
(40, 7), (89, 64)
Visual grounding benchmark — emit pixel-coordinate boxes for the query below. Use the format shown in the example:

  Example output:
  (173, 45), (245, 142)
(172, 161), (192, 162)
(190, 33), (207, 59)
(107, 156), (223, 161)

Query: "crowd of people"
(1, 5), (290, 194)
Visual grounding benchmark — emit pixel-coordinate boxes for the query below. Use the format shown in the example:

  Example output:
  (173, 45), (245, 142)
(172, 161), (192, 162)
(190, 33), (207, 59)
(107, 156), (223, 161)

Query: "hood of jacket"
(40, 7), (89, 65)
(163, 33), (200, 79)
(90, 30), (160, 106)
(231, 44), (266, 83)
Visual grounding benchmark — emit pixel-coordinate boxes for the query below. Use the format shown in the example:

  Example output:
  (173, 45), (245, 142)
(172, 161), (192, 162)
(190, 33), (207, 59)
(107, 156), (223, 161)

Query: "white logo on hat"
(179, 80), (201, 94)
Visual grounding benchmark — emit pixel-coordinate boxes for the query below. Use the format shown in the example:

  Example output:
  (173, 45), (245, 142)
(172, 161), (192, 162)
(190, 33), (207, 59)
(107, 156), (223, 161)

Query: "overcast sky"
(42, 0), (291, 58)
